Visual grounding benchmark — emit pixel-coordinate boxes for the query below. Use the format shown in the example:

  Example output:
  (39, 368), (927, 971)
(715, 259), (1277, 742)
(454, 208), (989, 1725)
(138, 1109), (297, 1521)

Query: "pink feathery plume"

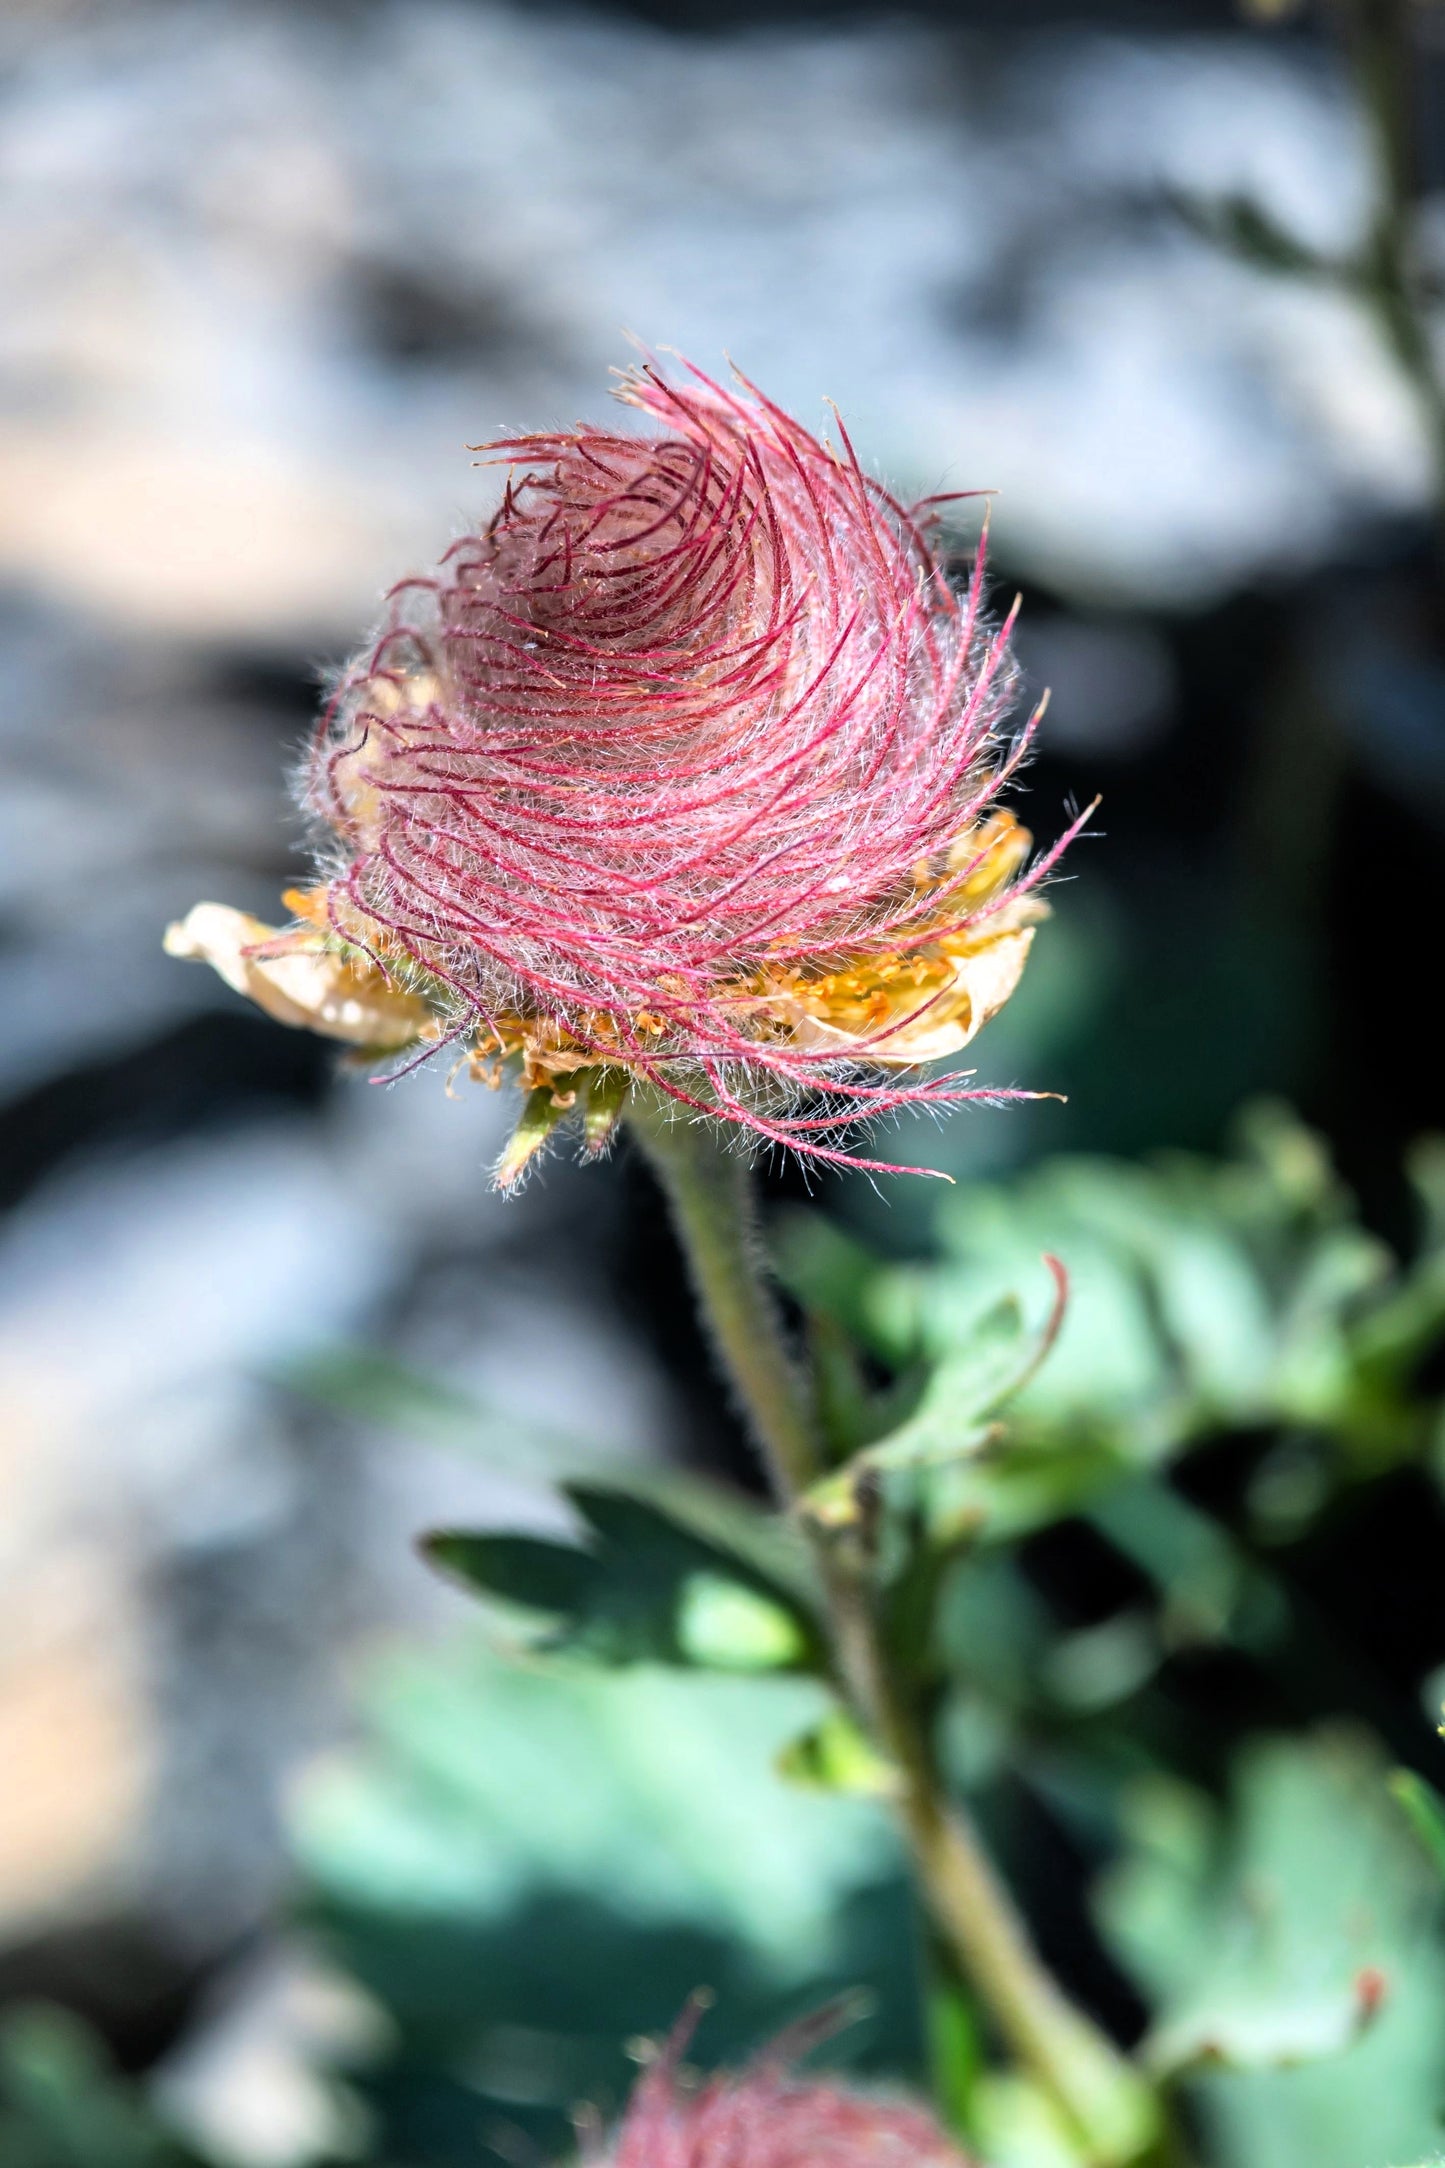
(302, 357), (1063, 1170)
(591, 2002), (976, 2168)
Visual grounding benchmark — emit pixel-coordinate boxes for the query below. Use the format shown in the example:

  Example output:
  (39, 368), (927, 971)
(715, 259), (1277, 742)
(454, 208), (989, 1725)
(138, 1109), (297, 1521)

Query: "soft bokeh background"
(2, 1), (1443, 2162)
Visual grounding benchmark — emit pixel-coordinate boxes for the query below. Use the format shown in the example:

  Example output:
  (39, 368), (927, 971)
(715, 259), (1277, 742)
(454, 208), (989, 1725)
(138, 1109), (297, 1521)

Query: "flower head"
(167, 359), (1073, 1183)
(591, 2006), (974, 2168)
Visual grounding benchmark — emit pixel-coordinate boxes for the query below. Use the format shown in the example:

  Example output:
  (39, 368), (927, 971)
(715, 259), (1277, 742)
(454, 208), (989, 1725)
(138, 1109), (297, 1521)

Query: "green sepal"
(582, 1066), (631, 1155)
(495, 1079), (579, 1189)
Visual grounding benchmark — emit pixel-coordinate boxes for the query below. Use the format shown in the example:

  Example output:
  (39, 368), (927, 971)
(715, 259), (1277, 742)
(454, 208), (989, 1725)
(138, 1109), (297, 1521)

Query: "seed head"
(590, 2006), (975, 2168)
(167, 359), (1075, 1183)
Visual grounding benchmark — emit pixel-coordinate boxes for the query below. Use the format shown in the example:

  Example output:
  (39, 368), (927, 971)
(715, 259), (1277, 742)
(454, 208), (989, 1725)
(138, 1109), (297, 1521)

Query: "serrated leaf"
(567, 1473), (820, 1614)
(1097, 1732), (1445, 2168)
(1145, 1975), (1384, 2082)
(886, 1295), (1030, 1443)
(801, 1269), (1070, 1536)
(423, 1476), (823, 1673)
(293, 1645), (902, 1981)
(813, 1105), (1445, 1541)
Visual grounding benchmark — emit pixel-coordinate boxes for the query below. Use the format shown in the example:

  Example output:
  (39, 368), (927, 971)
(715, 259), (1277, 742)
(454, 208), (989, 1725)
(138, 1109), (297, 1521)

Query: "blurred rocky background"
(2, 0), (1443, 2162)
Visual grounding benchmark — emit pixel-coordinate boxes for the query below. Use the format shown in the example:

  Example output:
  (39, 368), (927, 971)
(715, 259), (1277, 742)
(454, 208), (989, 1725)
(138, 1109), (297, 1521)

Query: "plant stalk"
(629, 1101), (1159, 2164)
(628, 1101), (819, 1501)
(1340, 0), (1445, 569)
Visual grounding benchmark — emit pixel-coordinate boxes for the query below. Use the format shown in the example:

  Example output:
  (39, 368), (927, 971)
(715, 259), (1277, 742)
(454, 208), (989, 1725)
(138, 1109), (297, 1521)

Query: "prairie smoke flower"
(166, 361), (1071, 1184)
(591, 2009), (974, 2168)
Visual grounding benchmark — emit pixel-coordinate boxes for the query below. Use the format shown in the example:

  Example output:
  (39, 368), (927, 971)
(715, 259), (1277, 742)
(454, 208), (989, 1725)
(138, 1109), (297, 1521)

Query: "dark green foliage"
(291, 1646), (921, 2168)
(782, 1104), (1445, 1521)
(1097, 1731), (1445, 2168)
(0, 2006), (202, 2168)
(1169, 191), (1344, 283)
(424, 1474), (824, 1672)
(39, 1109), (1444, 2168)
(1390, 1769), (1445, 1889)
(397, 1105), (1445, 2168)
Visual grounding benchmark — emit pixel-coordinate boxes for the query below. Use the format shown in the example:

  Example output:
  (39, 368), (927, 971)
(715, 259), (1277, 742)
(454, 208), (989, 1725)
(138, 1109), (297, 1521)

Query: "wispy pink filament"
(595, 2006), (972, 2168)
(307, 360), (1062, 1169)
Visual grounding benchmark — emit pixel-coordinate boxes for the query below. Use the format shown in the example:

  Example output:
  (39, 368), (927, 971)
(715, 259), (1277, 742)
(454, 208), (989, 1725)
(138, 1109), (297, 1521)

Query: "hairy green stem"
(629, 1101), (1160, 2163)
(628, 1100), (820, 1500)
(822, 1537), (1159, 2165)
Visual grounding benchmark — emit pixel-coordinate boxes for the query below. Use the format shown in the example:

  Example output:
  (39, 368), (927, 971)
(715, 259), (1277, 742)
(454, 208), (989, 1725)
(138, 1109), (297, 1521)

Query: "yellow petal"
(163, 902), (435, 1050)
(946, 806), (1032, 905)
(871, 924), (1036, 1063)
(767, 919), (1036, 1066)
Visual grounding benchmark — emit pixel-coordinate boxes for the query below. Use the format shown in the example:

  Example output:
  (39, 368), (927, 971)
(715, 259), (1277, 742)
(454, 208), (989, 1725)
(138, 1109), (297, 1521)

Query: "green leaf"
(801, 1271), (1070, 1537)
(1388, 1769), (1445, 1887)
(675, 1574), (811, 1671)
(293, 1641), (904, 1986)
(885, 1294), (1032, 1438)
(922, 1933), (986, 2148)
(777, 1709), (899, 1797)
(290, 1636), (920, 2167)
(422, 1475), (823, 1673)
(279, 1345), (492, 1438)
(1089, 1478), (1288, 1654)
(0, 2005), (197, 2168)
(425, 1531), (606, 1616)
(1169, 190), (1342, 281)
(568, 1473), (819, 1614)
(275, 1339), (590, 1479)
(808, 1104), (1445, 1544)
(1096, 1731), (1445, 2168)
(971, 2069), (1096, 2168)
(775, 1211), (914, 1362)
(809, 1310), (892, 1460)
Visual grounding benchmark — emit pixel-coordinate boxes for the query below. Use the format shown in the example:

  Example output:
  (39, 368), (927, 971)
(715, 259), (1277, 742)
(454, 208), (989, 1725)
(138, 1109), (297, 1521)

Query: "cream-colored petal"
(776, 925), (1035, 1066)
(874, 925), (1035, 1063)
(164, 902), (434, 1050)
